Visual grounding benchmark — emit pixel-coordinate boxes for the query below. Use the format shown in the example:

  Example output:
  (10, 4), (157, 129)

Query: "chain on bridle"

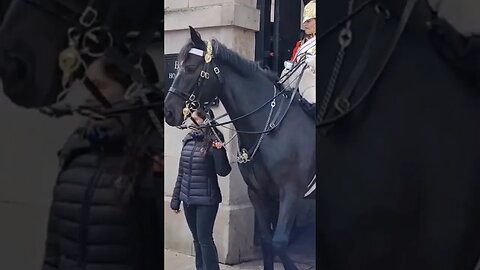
(316, 0), (418, 128)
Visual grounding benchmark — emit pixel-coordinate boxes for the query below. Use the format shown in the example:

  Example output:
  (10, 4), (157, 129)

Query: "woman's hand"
(212, 141), (224, 149)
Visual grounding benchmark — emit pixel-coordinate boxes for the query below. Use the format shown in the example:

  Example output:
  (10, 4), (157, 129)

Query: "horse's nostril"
(165, 110), (173, 120)
(2, 54), (27, 81)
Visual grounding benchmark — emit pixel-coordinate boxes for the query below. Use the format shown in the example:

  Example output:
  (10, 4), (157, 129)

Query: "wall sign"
(164, 53), (180, 90)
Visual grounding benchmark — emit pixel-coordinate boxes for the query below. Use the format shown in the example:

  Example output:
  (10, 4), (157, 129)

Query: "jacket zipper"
(78, 154), (104, 267)
(187, 142), (197, 205)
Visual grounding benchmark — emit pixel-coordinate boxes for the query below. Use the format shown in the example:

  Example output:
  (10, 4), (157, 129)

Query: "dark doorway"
(255, 0), (304, 74)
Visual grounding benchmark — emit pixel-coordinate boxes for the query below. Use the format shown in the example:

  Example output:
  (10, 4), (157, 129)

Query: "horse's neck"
(218, 66), (276, 137)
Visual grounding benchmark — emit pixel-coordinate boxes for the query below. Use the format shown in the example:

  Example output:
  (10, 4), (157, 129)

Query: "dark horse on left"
(0, 0), (164, 269)
(0, 0), (163, 111)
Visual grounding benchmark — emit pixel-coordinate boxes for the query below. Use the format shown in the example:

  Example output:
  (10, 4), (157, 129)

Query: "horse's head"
(0, 0), (157, 109)
(164, 26), (223, 127)
(0, 0), (75, 107)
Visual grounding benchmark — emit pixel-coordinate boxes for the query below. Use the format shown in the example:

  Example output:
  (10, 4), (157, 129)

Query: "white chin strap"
(189, 48), (204, 56)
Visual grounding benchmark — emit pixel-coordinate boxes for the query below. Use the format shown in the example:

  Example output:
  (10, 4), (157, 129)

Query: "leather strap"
(334, 6), (389, 114)
(83, 76), (112, 108)
(317, 0), (419, 128)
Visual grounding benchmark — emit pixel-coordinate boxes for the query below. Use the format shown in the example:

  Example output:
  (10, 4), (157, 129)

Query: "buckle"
(338, 28), (352, 48)
(334, 97), (350, 113)
(79, 6), (98, 28)
(200, 70), (210, 79)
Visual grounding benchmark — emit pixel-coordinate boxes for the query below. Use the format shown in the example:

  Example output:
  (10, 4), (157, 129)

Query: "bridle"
(168, 41), (223, 121)
(20, 0), (164, 133)
(316, 0), (418, 128)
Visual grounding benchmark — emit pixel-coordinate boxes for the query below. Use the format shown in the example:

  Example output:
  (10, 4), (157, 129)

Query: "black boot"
(299, 98), (316, 119)
(194, 241), (203, 270)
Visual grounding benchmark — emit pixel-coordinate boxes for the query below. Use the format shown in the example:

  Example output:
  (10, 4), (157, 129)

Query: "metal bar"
(255, 0), (266, 64)
(273, 0), (280, 73)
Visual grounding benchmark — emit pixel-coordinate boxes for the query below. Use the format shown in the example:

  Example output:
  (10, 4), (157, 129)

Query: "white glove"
(283, 60), (293, 71)
(280, 62), (300, 90)
(305, 54), (315, 73)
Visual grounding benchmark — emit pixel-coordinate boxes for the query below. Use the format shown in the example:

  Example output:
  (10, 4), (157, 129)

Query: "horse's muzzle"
(0, 48), (38, 107)
(0, 51), (28, 84)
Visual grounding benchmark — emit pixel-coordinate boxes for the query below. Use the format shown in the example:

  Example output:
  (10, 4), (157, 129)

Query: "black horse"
(0, 0), (12, 23)
(164, 26), (315, 270)
(317, 0), (480, 269)
(0, 0), (163, 112)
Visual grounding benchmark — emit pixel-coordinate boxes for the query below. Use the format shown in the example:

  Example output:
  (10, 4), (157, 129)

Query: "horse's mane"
(212, 40), (279, 82)
(178, 39), (279, 83)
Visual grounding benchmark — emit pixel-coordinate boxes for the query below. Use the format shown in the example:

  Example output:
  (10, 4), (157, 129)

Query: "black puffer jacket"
(170, 131), (231, 210)
(42, 119), (162, 270)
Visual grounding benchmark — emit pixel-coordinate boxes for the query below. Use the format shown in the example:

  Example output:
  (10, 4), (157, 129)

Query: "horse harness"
(317, 0), (419, 129)
(168, 40), (297, 164)
(21, 0), (164, 135)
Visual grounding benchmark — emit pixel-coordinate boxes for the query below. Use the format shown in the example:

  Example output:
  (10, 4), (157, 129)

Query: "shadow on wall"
(0, 81), (82, 269)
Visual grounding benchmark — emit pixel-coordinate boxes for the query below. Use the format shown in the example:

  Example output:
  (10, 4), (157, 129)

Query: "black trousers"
(183, 204), (220, 270)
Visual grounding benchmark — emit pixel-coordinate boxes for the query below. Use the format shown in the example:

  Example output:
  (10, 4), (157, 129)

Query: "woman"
(42, 53), (163, 270)
(170, 110), (231, 270)
(281, 0), (316, 117)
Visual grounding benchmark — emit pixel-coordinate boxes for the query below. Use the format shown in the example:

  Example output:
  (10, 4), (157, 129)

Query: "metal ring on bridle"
(374, 3), (391, 19)
(339, 28), (353, 47)
(79, 5), (98, 28)
(81, 27), (114, 58)
(190, 100), (200, 109)
(334, 97), (351, 113)
(200, 70), (210, 79)
(67, 27), (81, 45)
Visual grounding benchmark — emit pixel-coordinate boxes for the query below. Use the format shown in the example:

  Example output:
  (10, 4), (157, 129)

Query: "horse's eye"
(185, 65), (196, 73)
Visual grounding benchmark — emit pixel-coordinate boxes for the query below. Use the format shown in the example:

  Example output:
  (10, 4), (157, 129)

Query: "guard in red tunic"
(280, 0), (316, 118)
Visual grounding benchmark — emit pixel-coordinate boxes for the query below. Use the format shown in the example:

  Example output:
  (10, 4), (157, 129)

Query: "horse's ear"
(189, 25), (206, 50)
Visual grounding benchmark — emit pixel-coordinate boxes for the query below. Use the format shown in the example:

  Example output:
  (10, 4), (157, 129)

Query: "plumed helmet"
(303, 0), (316, 23)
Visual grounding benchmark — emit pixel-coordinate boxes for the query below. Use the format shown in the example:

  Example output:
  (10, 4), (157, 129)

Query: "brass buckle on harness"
(238, 149), (250, 163)
(183, 103), (191, 120)
(205, 41), (213, 63)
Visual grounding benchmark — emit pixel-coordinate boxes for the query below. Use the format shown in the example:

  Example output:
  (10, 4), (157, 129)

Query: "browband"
(189, 48), (204, 56)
